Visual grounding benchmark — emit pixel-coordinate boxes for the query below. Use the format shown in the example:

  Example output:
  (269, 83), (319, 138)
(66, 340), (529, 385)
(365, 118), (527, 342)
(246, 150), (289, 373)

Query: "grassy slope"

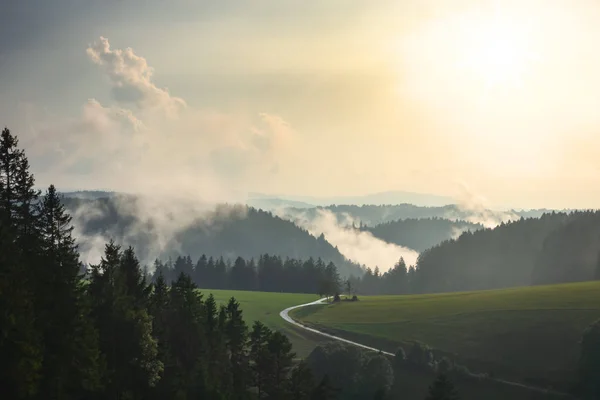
(290, 281), (600, 390)
(198, 289), (330, 357)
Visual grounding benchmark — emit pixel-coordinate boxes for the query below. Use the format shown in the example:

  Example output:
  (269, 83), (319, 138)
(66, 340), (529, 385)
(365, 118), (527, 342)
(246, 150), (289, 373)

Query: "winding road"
(279, 297), (575, 398)
(279, 297), (394, 356)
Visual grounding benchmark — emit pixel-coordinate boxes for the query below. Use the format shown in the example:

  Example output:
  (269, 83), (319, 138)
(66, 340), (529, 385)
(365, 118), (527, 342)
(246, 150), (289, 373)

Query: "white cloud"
(18, 37), (295, 204)
(86, 36), (187, 116)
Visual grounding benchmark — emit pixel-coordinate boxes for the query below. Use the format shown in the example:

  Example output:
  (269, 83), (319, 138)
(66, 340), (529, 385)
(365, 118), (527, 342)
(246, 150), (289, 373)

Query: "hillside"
(365, 218), (483, 252)
(412, 212), (572, 293)
(64, 195), (364, 277)
(291, 281), (600, 391)
(532, 211), (600, 285)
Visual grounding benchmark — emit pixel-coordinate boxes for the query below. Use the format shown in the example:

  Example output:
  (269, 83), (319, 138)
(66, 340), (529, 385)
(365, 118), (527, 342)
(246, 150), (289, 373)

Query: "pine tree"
(425, 372), (459, 400)
(163, 272), (208, 398)
(264, 331), (295, 398)
(249, 321), (272, 398)
(225, 297), (249, 398)
(36, 184), (103, 398)
(89, 242), (162, 399)
(0, 127), (43, 398)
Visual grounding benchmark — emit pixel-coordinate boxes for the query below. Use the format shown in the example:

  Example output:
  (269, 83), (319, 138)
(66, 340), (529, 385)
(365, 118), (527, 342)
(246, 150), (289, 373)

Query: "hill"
(365, 218), (483, 252)
(64, 195), (364, 277)
(291, 281), (600, 392)
(412, 212), (572, 293)
(532, 210), (600, 285)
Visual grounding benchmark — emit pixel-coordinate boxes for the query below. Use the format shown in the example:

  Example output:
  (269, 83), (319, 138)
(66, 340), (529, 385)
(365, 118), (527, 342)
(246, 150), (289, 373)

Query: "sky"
(2, 0), (600, 209)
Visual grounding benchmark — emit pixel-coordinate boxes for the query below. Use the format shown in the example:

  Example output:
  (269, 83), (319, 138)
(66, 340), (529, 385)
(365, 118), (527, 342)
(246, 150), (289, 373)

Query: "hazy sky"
(2, 0), (600, 209)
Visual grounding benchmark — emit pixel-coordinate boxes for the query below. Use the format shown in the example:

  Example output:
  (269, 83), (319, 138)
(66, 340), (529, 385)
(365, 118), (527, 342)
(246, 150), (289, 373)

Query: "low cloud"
(447, 182), (519, 228)
(276, 208), (419, 272)
(71, 194), (248, 267)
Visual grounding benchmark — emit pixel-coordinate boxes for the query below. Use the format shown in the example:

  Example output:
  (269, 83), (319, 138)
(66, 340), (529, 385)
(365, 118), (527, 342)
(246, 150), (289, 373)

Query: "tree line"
(0, 127), (341, 400)
(145, 253), (342, 298)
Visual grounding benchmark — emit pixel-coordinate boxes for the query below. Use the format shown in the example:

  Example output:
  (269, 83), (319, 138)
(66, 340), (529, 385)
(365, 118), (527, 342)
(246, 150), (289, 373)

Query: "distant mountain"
(281, 204), (561, 227)
(246, 196), (315, 210)
(62, 190), (116, 199)
(63, 195), (364, 277)
(247, 190), (455, 208)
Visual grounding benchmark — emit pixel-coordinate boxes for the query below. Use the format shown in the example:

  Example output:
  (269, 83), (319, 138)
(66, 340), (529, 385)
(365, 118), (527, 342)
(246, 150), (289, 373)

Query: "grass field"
(197, 289), (330, 357)
(290, 281), (600, 390)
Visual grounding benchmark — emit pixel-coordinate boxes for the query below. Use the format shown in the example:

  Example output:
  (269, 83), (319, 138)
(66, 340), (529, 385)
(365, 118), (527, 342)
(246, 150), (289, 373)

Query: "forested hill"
(365, 218), (484, 252)
(411, 211), (600, 294)
(531, 211), (600, 285)
(63, 196), (364, 277)
(282, 204), (553, 227)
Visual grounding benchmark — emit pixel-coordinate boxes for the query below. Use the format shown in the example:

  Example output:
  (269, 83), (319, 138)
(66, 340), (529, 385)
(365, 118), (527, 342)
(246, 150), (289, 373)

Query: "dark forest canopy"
(63, 196), (365, 278)
(409, 211), (600, 294)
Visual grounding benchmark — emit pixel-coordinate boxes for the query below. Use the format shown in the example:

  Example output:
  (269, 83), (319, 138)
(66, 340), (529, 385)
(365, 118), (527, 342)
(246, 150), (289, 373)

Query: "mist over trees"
(282, 204), (550, 227)
(63, 196), (364, 278)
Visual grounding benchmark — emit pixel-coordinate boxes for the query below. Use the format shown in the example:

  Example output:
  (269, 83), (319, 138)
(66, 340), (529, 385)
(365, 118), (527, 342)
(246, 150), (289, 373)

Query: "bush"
(351, 295), (359, 301)
(333, 293), (341, 302)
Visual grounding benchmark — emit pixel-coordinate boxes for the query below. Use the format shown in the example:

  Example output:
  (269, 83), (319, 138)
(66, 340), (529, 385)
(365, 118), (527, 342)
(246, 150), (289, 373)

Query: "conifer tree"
(89, 242), (162, 399)
(0, 127), (42, 398)
(225, 297), (249, 398)
(36, 184), (103, 398)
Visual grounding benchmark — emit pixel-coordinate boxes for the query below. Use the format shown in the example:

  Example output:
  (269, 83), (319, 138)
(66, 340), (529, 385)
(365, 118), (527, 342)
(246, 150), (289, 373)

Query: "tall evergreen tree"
(89, 242), (162, 399)
(36, 184), (103, 398)
(0, 127), (42, 398)
(225, 297), (249, 399)
(249, 321), (272, 398)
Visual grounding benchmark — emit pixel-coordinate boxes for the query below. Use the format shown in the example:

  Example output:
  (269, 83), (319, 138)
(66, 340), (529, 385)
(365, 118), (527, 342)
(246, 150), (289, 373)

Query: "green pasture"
(291, 281), (600, 389)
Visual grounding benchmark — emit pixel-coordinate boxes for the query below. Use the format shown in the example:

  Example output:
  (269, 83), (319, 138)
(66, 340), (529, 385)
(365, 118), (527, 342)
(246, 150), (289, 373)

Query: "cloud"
(20, 37), (295, 202)
(86, 36), (186, 116)
(9, 36), (300, 264)
(276, 208), (419, 272)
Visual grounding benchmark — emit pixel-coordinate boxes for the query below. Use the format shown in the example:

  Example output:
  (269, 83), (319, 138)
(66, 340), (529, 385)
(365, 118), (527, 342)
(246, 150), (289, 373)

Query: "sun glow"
(455, 11), (538, 89)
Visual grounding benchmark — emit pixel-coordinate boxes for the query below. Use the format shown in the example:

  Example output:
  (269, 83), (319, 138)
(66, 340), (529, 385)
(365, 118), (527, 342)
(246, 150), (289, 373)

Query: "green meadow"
(198, 289), (330, 357)
(290, 281), (600, 389)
